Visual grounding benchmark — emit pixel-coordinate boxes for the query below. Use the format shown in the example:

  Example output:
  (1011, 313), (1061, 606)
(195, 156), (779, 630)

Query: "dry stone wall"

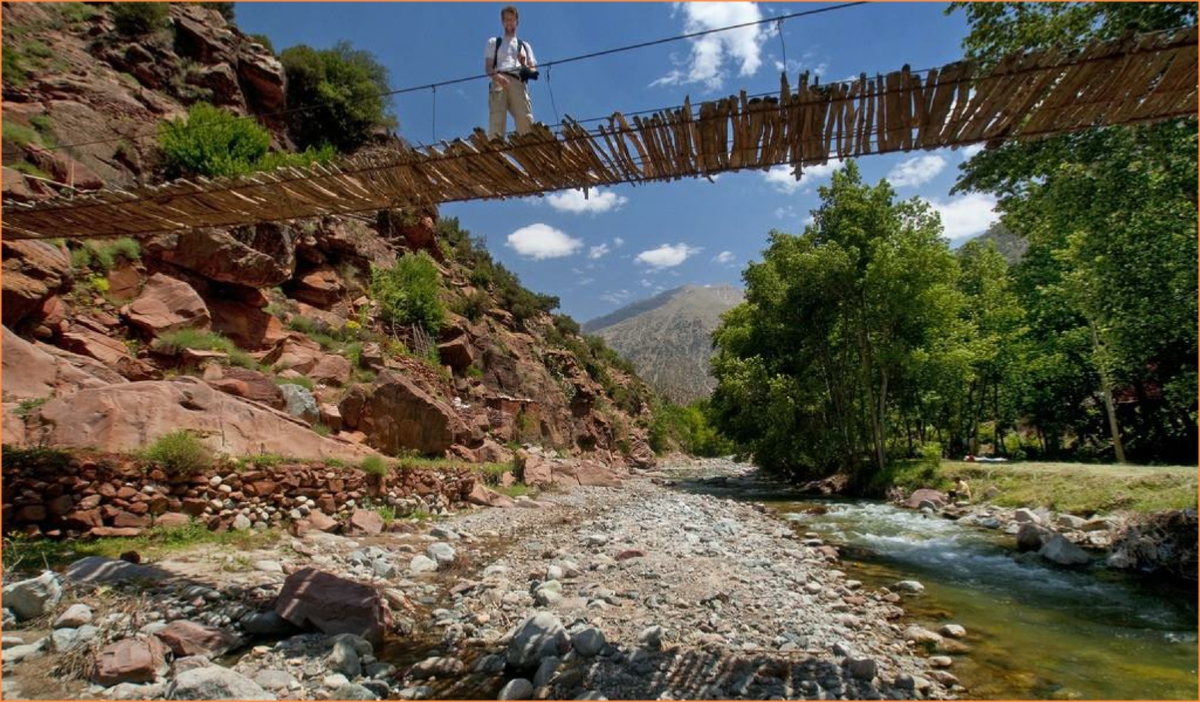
(1, 453), (477, 539)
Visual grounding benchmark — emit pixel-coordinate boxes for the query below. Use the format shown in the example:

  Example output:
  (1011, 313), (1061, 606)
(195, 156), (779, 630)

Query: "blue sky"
(235, 2), (998, 323)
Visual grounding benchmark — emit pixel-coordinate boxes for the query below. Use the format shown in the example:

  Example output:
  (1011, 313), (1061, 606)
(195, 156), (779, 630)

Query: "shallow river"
(682, 477), (1197, 699)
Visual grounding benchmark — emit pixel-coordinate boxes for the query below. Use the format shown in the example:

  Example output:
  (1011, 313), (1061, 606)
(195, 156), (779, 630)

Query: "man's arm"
(485, 39), (508, 87)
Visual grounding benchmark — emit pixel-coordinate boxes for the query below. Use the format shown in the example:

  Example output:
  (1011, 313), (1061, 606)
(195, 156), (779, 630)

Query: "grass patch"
(14, 396), (49, 419)
(153, 329), (234, 355)
(920, 460), (1198, 515)
(492, 483), (535, 499)
(69, 238), (140, 272)
(2, 520), (280, 571)
(10, 161), (51, 179)
(143, 430), (210, 477)
(238, 453), (288, 468)
(312, 422), (331, 437)
(360, 455), (389, 476)
(3, 121), (39, 147)
(274, 376), (314, 391)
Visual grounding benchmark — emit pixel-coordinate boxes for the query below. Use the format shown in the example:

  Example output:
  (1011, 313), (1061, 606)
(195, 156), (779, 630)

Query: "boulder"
(207, 297), (287, 350)
(237, 44), (287, 118)
(167, 666), (275, 700)
(290, 265), (344, 308)
(55, 603), (94, 629)
(1013, 508), (1040, 524)
(1, 571), (62, 621)
(274, 568), (390, 646)
(206, 366), (285, 408)
(1039, 534), (1090, 566)
(59, 326), (135, 369)
(310, 354), (353, 387)
(346, 509), (383, 536)
(28, 377), (377, 463)
(506, 612), (570, 670)
(2, 240), (71, 327)
(125, 274), (210, 336)
(1016, 522), (1055, 552)
(466, 482), (515, 509)
(338, 372), (471, 456)
(269, 335), (323, 373)
(571, 627), (606, 657)
(436, 335), (475, 371)
(426, 542), (456, 566)
(518, 452), (554, 488)
(903, 489), (946, 509)
(155, 620), (239, 658)
(279, 383), (320, 424)
(473, 438), (513, 464)
(93, 638), (169, 687)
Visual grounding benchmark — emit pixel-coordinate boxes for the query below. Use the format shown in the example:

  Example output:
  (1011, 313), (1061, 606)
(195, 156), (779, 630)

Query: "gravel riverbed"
(1, 460), (959, 700)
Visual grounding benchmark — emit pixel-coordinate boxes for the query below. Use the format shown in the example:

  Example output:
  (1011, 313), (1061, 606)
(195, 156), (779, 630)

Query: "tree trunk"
(1091, 322), (1128, 464)
(874, 368), (889, 473)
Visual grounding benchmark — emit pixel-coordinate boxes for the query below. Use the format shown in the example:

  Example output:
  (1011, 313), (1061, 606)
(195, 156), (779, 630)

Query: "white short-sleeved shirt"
(486, 36), (535, 73)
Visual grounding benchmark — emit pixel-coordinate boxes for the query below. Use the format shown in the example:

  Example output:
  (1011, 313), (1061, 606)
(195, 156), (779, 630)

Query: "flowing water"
(680, 475), (1197, 699)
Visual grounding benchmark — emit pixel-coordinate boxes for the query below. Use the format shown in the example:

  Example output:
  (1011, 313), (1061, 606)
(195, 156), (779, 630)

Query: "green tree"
(111, 3), (168, 36)
(950, 2), (1198, 464)
(280, 41), (397, 153)
(711, 162), (964, 479)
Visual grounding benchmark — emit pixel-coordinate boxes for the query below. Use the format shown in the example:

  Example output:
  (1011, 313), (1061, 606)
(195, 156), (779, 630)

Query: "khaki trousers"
(488, 79), (533, 137)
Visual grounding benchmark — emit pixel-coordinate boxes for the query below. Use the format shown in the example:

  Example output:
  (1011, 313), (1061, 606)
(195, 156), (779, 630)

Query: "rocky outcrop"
(339, 372), (472, 456)
(124, 274), (211, 337)
(146, 225), (297, 289)
(1, 325), (126, 402)
(26, 377), (377, 462)
(2, 240), (72, 328)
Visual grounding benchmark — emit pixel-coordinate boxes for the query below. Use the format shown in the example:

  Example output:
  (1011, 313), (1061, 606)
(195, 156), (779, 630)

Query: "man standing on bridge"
(485, 5), (537, 138)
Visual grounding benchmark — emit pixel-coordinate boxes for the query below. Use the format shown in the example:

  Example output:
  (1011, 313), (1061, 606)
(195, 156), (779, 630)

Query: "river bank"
(1, 460), (956, 700)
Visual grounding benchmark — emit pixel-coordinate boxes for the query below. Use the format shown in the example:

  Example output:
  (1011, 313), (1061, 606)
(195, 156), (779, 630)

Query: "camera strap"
(493, 36), (529, 78)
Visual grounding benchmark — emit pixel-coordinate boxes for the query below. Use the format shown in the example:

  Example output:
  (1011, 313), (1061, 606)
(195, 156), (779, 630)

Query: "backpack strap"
(493, 37), (528, 73)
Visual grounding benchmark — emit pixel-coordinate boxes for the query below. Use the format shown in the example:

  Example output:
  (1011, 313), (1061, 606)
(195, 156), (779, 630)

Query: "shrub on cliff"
(144, 430), (211, 477)
(111, 3), (169, 36)
(280, 41), (397, 153)
(158, 102), (333, 179)
(369, 252), (446, 335)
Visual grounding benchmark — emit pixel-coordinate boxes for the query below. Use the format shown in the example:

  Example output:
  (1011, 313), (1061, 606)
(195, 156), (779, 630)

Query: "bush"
(158, 102), (333, 179)
(360, 455), (388, 476)
(370, 252), (446, 335)
(144, 430), (211, 476)
(280, 41), (397, 153)
(70, 238), (140, 272)
(112, 3), (169, 36)
(452, 290), (489, 322)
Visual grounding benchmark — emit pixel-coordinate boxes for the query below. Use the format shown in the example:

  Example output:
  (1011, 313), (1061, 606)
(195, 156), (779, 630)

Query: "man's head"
(501, 5), (518, 34)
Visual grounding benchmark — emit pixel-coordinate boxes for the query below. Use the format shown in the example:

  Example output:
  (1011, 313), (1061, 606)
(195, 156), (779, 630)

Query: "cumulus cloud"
(960, 143), (985, 160)
(635, 243), (702, 269)
(887, 155), (947, 188)
(774, 205), (797, 220)
(613, 237), (625, 247)
(762, 159), (844, 194)
(506, 224), (583, 260)
(923, 193), (999, 244)
(588, 243), (610, 259)
(713, 251), (736, 265)
(545, 187), (628, 214)
(651, 2), (768, 91)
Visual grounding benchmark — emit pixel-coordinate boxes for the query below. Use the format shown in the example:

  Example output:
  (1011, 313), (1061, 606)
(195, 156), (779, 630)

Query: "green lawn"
(941, 460), (1197, 516)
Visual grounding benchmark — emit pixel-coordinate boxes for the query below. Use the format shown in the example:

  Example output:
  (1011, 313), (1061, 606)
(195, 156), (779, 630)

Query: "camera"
(519, 66), (539, 82)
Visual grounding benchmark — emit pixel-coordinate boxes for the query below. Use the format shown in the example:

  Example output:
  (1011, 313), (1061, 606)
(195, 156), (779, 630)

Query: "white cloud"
(545, 187), (628, 214)
(960, 143), (985, 160)
(506, 223), (583, 260)
(640, 279), (653, 288)
(635, 243), (702, 269)
(887, 155), (947, 188)
(762, 159), (843, 194)
(803, 213), (815, 227)
(588, 243), (610, 259)
(578, 277), (595, 286)
(651, 2), (768, 91)
(774, 205), (796, 220)
(601, 290), (632, 305)
(714, 251), (736, 265)
(613, 237), (625, 247)
(923, 192), (999, 244)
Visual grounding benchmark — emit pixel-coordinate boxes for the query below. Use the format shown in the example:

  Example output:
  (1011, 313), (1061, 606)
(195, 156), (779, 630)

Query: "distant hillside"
(968, 223), (1028, 264)
(584, 285), (743, 404)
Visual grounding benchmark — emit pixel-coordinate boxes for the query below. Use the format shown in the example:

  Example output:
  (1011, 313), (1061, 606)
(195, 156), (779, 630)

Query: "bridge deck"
(2, 26), (1196, 240)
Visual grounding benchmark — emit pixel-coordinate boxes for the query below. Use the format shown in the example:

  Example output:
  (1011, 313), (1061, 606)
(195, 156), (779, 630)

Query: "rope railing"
(2, 26), (1195, 241)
